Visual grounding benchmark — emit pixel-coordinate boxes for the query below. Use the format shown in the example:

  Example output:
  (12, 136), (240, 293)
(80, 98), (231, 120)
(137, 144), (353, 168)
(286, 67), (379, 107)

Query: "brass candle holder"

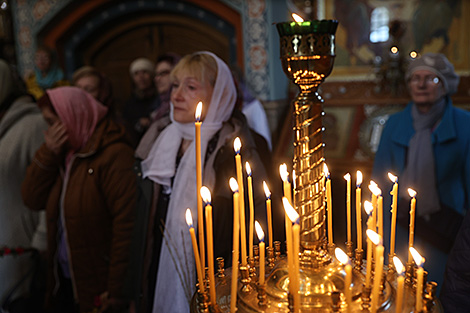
(190, 15), (443, 313)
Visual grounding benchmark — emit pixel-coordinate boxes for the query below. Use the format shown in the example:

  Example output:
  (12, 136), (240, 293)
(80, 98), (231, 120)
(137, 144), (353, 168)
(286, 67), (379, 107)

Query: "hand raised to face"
(44, 121), (68, 156)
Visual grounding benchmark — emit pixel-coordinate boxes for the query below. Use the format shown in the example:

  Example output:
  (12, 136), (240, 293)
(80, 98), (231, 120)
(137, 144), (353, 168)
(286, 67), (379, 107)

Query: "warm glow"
(283, 197), (299, 223)
(369, 184), (381, 197)
(263, 181), (271, 198)
(393, 256), (404, 275)
(200, 186), (211, 204)
(245, 162), (252, 176)
(366, 229), (382, 245)
(408, 188), (417, 198)
(323, 163), (329, 176)
(233, 137), (241, 154)
(344, 173), (351, 181)
(364, 201), (373, 215)
(410, 247), (425, 266)
(255, 221), (265, 242)
(195, 101), (202, 121)
(185, 208), (193, 227)
(335, 247), (349, 265)
(356, 170), (363, 186)
(391, 46), (399, 54)
(229, 177), (239, 193)
(388, 172), (397, 183)
(279, 163), (289, 182)
(292, 13), (304, 23)
(410, 51), (418, 59)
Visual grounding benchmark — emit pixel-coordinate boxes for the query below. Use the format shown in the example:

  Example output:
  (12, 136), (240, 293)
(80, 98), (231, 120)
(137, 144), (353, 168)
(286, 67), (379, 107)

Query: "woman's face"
(35, 50), (51, 72)
(170, 70), (214, 123)
(41, 106), (60, 126)
(155, 61), (173, 95)
(408, 69), (446, 111)
(75, 75), (100, 99)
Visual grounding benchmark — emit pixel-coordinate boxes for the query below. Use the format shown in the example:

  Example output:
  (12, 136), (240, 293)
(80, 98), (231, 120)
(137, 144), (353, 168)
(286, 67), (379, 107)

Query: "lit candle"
(201, 186), (216, 306)
(344, 173), (352, 243)
(185, 209), (205, 294)
(364, 201), (374, 288)
(393, 256), (405, 313)
(255, 221), (265, 285)
(356, 171), (363, 250)
(407, 188), (417, 263)
(246, 162), (254, 260)
(369, 181), (378, 234)
(195, 102), (205, 269)
(263, 181), (273, 249)
(388, 173), (398, 257)
(292, 170), (297, 207)
(284, 198), (300, 313)
(234, 138), (247, 266)
(282, 197), (294, 289)
(335, 248), (352, 312)
(373, 186), (383, 239)
(229, 178), (240, 313)
(410, 247), (425, 312)
(280, 163), (292, 203)
(368, 230), (384, 313)
(325, 164), (333, 245)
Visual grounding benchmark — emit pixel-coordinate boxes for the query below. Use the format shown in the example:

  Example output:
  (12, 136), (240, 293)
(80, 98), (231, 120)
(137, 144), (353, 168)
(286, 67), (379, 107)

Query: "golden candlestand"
(191, 19), (443, 313)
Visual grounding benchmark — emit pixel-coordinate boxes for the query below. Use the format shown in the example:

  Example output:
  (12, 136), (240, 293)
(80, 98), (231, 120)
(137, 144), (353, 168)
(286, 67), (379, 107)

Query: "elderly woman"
(126, 51), (272, 313)
(22, 86), (136, 313)
(372, 53), (470, 293)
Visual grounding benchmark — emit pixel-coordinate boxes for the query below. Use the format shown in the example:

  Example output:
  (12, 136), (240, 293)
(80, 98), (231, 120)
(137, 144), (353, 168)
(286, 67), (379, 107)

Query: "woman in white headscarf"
(126, 51), (273, 313)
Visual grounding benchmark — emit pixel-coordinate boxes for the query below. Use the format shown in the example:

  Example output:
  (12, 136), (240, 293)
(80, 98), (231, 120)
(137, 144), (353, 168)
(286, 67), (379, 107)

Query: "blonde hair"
(170, 53), (217, 87)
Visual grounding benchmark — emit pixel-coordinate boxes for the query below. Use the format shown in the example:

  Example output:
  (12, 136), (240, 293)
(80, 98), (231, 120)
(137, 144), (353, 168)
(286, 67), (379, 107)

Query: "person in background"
(151, 53), (181, 121)
(21, 87), (136, 313)
(123, 58), (158, 143)
(25, 46), (68, 100)
(72, 65), (115, 114)
(0, 59), (47, 312)
(126, 51), (272, 313)
(372, 53), (470, 294)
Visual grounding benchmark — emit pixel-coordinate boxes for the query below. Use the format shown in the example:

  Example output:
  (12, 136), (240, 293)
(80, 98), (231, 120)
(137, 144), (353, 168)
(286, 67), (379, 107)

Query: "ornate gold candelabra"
(191, 18), (443, 313)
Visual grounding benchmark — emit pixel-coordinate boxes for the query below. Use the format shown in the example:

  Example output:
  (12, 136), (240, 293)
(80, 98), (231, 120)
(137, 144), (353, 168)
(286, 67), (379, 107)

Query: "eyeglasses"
(156, 70), (171, 78)
(409, 76), (440, 86)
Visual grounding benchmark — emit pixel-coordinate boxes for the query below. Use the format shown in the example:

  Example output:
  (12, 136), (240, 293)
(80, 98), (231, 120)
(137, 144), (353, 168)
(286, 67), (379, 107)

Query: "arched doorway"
(37, 0), (241, 109)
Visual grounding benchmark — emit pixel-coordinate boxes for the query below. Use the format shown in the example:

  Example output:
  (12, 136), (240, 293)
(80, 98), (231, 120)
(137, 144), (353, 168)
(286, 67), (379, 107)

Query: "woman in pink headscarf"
(22, 86), (136, 313)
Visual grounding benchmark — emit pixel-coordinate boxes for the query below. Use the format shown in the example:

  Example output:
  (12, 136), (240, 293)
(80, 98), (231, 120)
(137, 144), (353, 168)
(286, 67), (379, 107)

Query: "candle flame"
(388, 172), (397, 183)
(279, 163), (289, 182)
(263, 181), (271, 198)
(356, 170), (363, 186)
(369, 184), (381, 196)
(391, 46), (399, 54)
(364, 200), (373, 215)
(344, 173), (351, 181)
(323, 163), (329, 176)
(335, 247), (349, 265)
(200, 186), (211, 204)
(255, 221), (265, 241)
(292, 13), (304, 22)
(185, 208), (193, 227)
(245, 162), (252, 176)
(282, 197), (299, 223)
(408, 188), (417, 198)
(233, 137), (241, 154)
(195, 101), (202, 121)
(366, 229), (382, 245)
(393, 256), (404, 275)
(410, 51), (418, 59)
(229, 177), (239, 192)
(410, 247), (425, 266)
